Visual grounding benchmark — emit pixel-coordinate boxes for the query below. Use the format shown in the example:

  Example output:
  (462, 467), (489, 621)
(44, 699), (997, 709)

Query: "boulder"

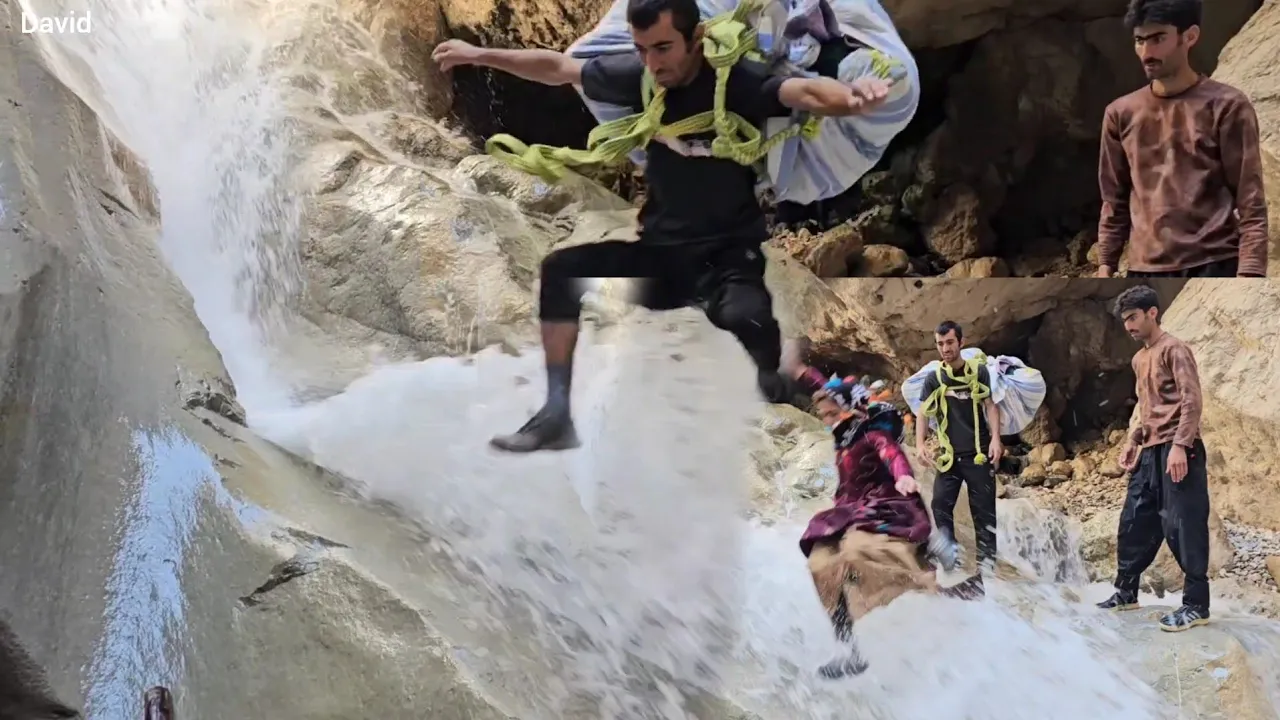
(1159, 280), (1280, 531)
(1213, 0), (1280, 277)
(1078, 506), (1235, 593)
(297, 142), (630, 356)
(748, 405), (835, 524)
(1113, 607), (1280, 719)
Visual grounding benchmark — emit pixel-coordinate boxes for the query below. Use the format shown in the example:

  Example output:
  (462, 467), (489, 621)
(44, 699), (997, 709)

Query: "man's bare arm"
(433, 41), (583, 87)
(983, 398), (1001, 439)
(1218, 94), (1270, 277)
(1096, 105), (1132, 276)
(777, 76), (889, 117)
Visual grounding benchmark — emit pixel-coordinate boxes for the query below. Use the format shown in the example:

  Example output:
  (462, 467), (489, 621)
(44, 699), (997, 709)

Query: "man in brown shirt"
(1096, 0), (1269, 278)
(1097, 285), (1211, 632)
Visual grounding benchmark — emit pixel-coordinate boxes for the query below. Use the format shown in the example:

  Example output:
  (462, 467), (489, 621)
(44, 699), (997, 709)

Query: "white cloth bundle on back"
(901, 348), (1047, 436)
(563, 0), (919, 205)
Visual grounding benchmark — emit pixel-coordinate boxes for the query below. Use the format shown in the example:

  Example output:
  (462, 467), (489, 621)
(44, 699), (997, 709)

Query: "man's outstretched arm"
(776, 76), (892, 117)
(433, 40), (584, 87)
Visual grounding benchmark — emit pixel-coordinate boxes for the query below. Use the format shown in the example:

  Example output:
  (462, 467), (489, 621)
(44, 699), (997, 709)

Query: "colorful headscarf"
(819, 375), (870, 412)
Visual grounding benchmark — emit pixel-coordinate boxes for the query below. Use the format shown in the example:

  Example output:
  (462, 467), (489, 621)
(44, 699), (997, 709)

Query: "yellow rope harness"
(919, 355), (991, 473)
(484, 0), (902, 181)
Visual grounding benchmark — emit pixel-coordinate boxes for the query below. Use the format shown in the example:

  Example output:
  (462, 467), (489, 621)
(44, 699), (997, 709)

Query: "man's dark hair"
(1112, 284), (1161, 318)
(935, 320), (963, 340)
(626, 0), (701, 41)
(1123, 0), (1201, 32)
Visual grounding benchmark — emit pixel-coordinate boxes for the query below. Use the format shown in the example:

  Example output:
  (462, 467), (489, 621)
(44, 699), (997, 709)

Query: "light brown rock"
(1157, 280), (1280, 530)
(1020, 463), (1047, 487)
(1213, 0), (1280, 276)
(945, 257), (1010, 278)
(298, 146), (629, 356)
(1080, 506), (1235, 591)
(920, 184), (993, 263)
(773, 223), (863, 277)
(854, 244), (911, 277)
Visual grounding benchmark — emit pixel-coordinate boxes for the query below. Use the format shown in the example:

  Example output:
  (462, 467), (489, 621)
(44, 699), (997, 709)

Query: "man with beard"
(914, 321), (1003, 575)
(1095, 0), (1268, 278)
(1097, 285), (1211, 632)
(432, 0), (894, 452)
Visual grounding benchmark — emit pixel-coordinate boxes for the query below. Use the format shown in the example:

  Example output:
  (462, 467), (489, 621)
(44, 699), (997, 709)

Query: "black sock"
(544, 363), (572, 416)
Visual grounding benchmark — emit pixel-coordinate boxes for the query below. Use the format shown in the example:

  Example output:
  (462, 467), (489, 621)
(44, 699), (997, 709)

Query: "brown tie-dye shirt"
(1129, 331), (1203, 449)
(1097, 78), (1269, 276)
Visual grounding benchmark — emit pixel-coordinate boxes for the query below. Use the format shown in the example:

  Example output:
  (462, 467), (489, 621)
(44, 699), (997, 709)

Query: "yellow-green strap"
(920, 356), (991, 472)
(484, 0), (834, 182)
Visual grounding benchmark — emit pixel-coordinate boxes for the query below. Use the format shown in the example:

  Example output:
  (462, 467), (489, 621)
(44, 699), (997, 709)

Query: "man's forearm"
(473, 48), (582, 86)
(984, 400), (1001, 441)
(777, 77), (862, 117)
(1096, 108), (1131, 271)
(1237, 199), (1269, 277)
(1221, 98), (1269, 277)
(1096, 201), (1130, 270)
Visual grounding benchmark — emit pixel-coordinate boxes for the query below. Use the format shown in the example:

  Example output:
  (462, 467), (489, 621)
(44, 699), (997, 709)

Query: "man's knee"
(706, 284), (773, 332)
(705, 284), (779, 365)
(538, 249), (588, 322)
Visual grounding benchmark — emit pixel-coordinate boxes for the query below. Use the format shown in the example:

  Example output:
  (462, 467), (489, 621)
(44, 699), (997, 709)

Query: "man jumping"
(433, 0), (893, 452)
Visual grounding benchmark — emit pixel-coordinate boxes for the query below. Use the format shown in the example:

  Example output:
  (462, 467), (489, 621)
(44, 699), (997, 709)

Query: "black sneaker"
(1096, 590), (1139, 612)
(1159, 604), (1209, 633)
(818, 647), (869, 679)
(489, 407), (580, 453)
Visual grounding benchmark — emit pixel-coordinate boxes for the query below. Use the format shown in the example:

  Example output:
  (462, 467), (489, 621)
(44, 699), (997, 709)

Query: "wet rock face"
(0, 620), (80, 720)
(296, 130), (632, 356)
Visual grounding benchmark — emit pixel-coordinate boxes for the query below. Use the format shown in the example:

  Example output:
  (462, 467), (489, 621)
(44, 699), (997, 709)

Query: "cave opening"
(805, 348), (899, 386)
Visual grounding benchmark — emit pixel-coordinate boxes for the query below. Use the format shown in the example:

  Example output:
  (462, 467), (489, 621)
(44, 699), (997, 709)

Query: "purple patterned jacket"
(796, 367), (933, 556)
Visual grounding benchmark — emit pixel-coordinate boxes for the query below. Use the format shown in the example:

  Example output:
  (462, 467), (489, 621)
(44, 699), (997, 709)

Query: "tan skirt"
(807, 530), (939, 622)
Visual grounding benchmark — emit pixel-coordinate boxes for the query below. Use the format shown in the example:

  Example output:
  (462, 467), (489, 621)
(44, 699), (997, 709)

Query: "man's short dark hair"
(1113, 284), (1161, 318)
(935, 320), (963, 340)
(1123, 0), (1201, 32)
(626, 0), (701, 41)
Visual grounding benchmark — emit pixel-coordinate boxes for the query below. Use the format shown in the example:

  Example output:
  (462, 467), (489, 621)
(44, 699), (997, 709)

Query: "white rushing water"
(20, 0), (1276, 717)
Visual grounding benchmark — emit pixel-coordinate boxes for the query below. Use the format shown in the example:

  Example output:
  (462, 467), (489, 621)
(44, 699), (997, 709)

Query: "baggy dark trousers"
(538, 239), (782, 372)
(1113, 439), (1212, 610)
(931, 455), (998, 567)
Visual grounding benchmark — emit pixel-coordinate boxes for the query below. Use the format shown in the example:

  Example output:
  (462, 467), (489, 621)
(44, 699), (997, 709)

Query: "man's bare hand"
(988, 437), (1004, 466)
(849, 77), (891, 108)
(433, 39), (484, 71)
(1119, 440), (1139, 472)
(1167, 444), (1188, 483)
(913, 443), (934, 467)
(894, 475), (920, 496)
(780, 338), (809, 378)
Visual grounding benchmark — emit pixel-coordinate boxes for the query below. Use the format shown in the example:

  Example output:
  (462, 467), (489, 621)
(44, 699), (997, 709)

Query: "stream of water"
(18, 0), (1280, 717)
